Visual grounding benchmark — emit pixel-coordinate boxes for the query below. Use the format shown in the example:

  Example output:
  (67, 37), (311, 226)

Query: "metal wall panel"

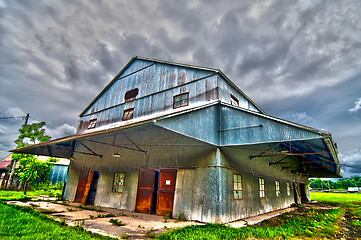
(220, 106), (321, 146)
(79, 59), (218, 133)
(218, 76), (261, 112)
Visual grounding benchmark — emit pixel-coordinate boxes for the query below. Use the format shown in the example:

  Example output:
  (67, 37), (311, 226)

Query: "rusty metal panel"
(74, 170), (89, 203)
(78, 59), (218, 134)
(81, 171), (95, 205)
(135, 169), (155, 214)
(157, 169), (177, 216)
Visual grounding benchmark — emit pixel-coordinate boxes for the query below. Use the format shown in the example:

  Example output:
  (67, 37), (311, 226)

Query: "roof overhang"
(12, 102), (340, 178)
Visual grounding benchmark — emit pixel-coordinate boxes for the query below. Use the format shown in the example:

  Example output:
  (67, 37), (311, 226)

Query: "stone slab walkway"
(8, 200), (296, 239)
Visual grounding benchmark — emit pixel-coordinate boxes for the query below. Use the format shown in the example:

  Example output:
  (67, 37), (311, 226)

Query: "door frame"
(135, 168), (177, 216)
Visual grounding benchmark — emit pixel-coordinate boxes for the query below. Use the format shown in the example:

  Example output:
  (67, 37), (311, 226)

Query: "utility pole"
(6, 113), (29, 189)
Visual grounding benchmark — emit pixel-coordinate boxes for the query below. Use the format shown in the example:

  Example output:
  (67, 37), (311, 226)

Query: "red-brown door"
(74, 170), (94, 204)
(156, 169), (177, 216)
(135, 169), (156, 214)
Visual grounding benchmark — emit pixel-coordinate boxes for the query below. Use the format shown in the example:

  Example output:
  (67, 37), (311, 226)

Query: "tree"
(8, 121), (55, 194)
(14, 154), (57, 194)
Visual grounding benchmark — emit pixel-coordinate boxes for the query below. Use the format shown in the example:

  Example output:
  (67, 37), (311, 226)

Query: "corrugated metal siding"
(49, 164), (68, 184)
(79, 59), (218, 132)
(220, 106), (321, 146)
(218, 76), (261, 112)
(156, 105), (220, 145)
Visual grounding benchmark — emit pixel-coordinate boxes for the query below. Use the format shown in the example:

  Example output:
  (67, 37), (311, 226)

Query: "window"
(112, 172), (125, 193)
(287, 182), (291, 196)
(122, 108), (134, 121)
(125, 88), (139, 102)
(275, 180), (280, 197)
(230, 94), (239, 106)
(88, 119), (97, 129)
(259, 178), (265, 198)
(78, 120), (83, 130)
(233, 174), (243, 200)
(173, 92), (189, 108)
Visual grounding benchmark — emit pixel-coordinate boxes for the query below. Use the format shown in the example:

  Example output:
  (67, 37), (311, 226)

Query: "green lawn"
(0, 201), (112, 240)
(158, 207), (343, 240)
(310, 192), (361, 204)
(1, 190), (359, 239)
(0, 190), (55, 201)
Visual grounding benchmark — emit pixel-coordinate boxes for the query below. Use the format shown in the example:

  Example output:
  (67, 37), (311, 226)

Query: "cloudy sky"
(0, 0), (360, 178)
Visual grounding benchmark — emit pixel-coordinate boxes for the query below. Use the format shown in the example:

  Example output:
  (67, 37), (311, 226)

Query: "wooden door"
(156, 169), (177, 216)
(135, 169), (156, 214)
(74, 170), (94, 204)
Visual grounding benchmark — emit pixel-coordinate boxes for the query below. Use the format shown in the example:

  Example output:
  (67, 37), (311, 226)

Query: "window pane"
(239, 191), (243, 199)
(119, 179), (124, 185)
(233, 175), (238, 182)
(234, 191), (238, 199)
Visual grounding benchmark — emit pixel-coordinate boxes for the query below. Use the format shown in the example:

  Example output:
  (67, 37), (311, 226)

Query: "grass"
(0, 189), (62, 201)
(0, 201), (113, 239)
(310, 192), (361, 204)
(158, 207), (343, 240)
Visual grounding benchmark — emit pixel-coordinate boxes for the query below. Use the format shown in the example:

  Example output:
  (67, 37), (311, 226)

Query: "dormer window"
(230, 94), (239, 106)
(122, 108), (134, 121)
(125, 88), (139, 102)
(88, 119), (97, 129)
(173, 92), (189, 108)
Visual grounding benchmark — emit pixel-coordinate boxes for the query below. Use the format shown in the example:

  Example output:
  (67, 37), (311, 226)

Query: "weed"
(164, 226), (168, 229)
(121, 233), (130, 239)
(58, 218), (66, 227)
(98, 213), (116, 218)
(138, 224), (145, 229)
(89, 215), (95, 219)
(67, 207), (76, 212)
(109, 218), (126, 226)
(351, 220), (361, 227)
(39, 209), (58, 214)
(146, 228), (156, 238)
(29, 203), (40, 208)
(119, 212), (127, 216)
(177, 212), (186, 222)
(163, 213), (170, 223)
(74, 219), (85, 228)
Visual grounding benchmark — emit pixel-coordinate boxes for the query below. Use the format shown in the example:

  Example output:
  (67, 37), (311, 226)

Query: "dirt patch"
(337, 209), (361, 240)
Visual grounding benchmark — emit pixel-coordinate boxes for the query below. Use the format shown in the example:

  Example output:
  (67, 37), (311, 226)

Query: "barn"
(12, 56), (340, 223)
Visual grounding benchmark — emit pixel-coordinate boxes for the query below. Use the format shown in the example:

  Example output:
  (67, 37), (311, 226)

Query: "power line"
(0, 116), (26, 120)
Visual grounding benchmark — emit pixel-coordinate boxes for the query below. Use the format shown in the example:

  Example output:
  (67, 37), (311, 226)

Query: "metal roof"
(12, 101), (340, 178)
